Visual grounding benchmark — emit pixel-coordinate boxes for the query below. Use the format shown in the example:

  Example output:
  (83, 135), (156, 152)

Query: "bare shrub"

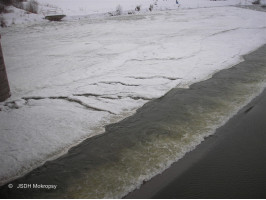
(12, 0), (25, 9)
(252, 0), (260, 4)
(116, 4), (122, 15)
(108, 4), (123, 16)
(25, 0), (38, 13)
(135, 5), (141, 11)
(108, 11), (115, 16)
(12, 0), (26, 3)
(149, 4), (154, 11)
(128, 10), (135, 15)
(0, 5), (14, 13)
(1, 0), (12, 5)
(0, 4), (7, 13)
(0, 16), (7, 27)
(0, 0), (25, 12)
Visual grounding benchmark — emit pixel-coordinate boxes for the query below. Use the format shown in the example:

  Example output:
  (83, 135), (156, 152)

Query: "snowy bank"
(0, 0), (266, 186)
(1, 0), (255, 27)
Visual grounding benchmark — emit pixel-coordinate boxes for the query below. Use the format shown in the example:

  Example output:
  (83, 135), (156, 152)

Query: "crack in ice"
(127, 75), (182, 81)
(3, 96), (116, 115)
(98, 81), (140, 87)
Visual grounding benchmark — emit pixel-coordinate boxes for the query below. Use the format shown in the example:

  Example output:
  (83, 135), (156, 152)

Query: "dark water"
(152, 87), (266, 198)
(0, 45), (266, 198)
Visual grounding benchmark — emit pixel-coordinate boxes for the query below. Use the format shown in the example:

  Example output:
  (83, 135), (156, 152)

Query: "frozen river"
(0, 5), (266, 188)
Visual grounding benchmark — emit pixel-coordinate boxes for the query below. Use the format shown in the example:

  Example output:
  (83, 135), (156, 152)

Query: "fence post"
(0, 34), (11, 102)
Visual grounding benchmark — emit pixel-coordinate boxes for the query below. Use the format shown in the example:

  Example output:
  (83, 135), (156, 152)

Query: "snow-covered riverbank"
(1, 0), (258, 27)
(0, 0), (266, 186)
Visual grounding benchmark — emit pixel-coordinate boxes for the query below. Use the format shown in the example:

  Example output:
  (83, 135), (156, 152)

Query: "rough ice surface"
(1, 0), (266, 185)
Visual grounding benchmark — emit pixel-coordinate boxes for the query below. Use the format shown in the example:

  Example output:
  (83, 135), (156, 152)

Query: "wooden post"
(0, 34), (11, 102)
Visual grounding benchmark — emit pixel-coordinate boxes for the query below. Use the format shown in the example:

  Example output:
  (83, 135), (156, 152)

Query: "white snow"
(0, 0), (255, 26)
(0, 0), (266, 186)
